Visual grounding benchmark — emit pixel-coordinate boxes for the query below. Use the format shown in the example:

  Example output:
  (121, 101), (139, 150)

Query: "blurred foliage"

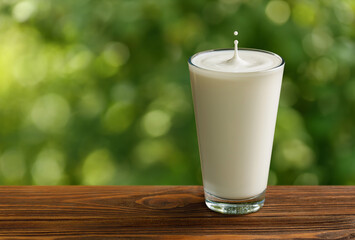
(0, 0), (354, 186)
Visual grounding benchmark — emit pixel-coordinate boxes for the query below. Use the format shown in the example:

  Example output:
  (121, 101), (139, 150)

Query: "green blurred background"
(0, 0), (354, 186)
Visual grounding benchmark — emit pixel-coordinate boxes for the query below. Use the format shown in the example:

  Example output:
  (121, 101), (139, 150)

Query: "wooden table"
(0, 186), (354, 239)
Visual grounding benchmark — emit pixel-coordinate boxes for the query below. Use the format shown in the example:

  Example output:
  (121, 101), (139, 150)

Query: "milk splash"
(225, 31), (249, 66)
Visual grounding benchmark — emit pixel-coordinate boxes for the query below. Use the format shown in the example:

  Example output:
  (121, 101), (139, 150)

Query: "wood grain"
(0, 186), (353, 239)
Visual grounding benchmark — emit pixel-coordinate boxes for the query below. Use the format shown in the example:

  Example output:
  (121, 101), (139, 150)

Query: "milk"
(189, 35), (284, 200)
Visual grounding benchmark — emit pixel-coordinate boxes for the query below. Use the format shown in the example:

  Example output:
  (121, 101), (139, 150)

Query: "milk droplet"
(226, 31), (248, 66)
(233, 31), (240, 59)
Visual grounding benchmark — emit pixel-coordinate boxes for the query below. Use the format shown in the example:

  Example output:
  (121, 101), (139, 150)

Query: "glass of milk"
(188, 32), (285, 214)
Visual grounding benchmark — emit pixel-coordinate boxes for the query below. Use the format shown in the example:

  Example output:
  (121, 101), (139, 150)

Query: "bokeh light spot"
(281, 139), (314, 170)
(81, 149), (116, 185)
(292, 2), (316, 27)
(142, 110), (171, 137)
(12, 0), (36, 22)
(149, 83), (190, 114)
(275, 107), (305, 140)
(32, 148), (65, 185)
(31, 94), (71, 132)
(265, 0), (290, 25)
(312, 57), (337, 83)
(78, 90), (105, 118)
(334, 1), (354, 24)
(102, 102), (134, 133)
(310, 27), (334, 55)
(12, 53), (47, 87)
(67, 49), (93, 73)
(134, 139), (172, 166)
(102, 42), (130, 68)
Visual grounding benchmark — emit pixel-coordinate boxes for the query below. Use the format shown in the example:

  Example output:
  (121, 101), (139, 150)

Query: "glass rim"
(188, 48), (285, 74)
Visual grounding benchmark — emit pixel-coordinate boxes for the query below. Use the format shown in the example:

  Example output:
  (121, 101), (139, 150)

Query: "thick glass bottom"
(204, 190), (265, 215)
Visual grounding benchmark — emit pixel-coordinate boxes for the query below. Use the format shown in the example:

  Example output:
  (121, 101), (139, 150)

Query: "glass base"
(204, 190), (265, 215)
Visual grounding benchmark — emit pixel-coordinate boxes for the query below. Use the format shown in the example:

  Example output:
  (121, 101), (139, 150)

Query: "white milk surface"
(189, 49), (284, 199)
(191, 49), (282, 73)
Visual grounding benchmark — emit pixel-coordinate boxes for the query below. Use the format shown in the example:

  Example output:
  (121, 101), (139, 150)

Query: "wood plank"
(0, 186), (353, 239)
